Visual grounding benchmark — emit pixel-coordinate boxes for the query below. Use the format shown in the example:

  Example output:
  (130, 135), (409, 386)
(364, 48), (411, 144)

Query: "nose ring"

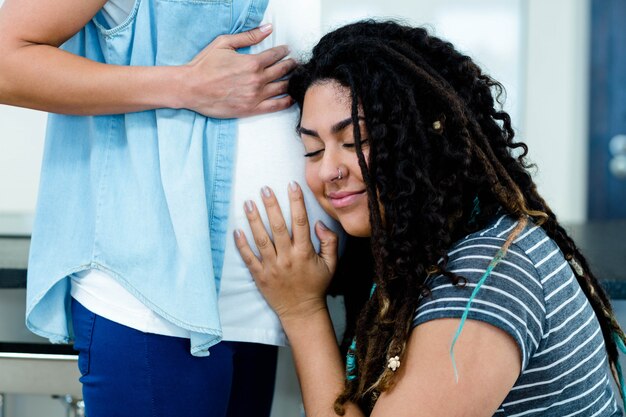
(336, 168), (343, 180)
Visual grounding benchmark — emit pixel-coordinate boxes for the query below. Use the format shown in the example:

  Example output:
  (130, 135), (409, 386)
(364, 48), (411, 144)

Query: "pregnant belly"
(217, 107), (343, 343)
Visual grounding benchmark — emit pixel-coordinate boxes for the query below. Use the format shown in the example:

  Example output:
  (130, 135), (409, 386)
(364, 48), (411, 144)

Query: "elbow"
(0, 40), (31, 106)
(0, 45), (17, 104)
(0, 80), (12, 106)
(0, 60), (8, 104)
(0, 77), (13, 105)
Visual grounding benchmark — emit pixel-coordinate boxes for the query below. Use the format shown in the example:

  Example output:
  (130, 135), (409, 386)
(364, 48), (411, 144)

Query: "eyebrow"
(298, 116), (365, 138)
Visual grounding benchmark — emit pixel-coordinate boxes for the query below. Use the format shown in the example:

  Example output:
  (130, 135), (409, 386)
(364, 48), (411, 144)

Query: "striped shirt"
(413, 215), (621, 416)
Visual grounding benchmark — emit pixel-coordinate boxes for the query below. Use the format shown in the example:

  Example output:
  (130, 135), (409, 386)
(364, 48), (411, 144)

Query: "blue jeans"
(71, 299), (277, 417)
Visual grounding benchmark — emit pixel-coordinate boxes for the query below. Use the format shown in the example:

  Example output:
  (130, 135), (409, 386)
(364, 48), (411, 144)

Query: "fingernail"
(234, 229), (242, 239)
(261, 186), (272, 198)
(245, 200), (255, 213)
(289, 181), (299, 192)
(317, 221), (329, 231)
(259, 23), (272, 33)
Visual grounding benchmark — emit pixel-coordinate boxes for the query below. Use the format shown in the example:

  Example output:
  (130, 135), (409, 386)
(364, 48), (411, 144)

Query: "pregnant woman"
(0, 0), (337, 415)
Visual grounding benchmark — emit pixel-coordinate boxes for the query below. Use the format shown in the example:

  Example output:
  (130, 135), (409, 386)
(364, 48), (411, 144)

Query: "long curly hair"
(288, 20), (626, 414)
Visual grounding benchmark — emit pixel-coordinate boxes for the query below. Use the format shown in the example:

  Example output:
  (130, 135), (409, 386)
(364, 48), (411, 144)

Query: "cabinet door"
(588, 0), (626, 219)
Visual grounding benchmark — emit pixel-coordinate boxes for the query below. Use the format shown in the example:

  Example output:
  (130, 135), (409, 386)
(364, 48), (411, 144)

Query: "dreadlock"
(288, 20), (625, 414)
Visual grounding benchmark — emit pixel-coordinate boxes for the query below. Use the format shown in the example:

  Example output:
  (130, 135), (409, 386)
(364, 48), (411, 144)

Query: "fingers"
(233, 229), (263, 276)
(315, 221), (338, 272)
(244, 200), (277, 261)
(216, 24), (274, 50)
(256, 45), (291, 69)
(250, 95), (294, 116)
(261, 80), (289, 100)
(288, 181), (312, 250)
(260, 186), (292, 253)
(261, 57), (297, 82)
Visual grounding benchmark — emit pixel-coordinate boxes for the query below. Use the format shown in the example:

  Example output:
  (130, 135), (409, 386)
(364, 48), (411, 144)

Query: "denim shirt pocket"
(154, 0), (233, 66)
(91, 0), (142, 37)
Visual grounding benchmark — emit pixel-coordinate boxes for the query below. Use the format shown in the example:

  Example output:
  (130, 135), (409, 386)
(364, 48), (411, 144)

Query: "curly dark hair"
(288, 20), (626, 414)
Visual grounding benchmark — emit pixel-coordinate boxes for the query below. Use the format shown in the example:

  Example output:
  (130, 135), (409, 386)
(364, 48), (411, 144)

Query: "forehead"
(301, 81), (355, 129)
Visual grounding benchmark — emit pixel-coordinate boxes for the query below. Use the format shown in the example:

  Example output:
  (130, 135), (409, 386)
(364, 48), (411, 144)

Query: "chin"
(347, 228), (372, 238)
(340, 218), (372, 238)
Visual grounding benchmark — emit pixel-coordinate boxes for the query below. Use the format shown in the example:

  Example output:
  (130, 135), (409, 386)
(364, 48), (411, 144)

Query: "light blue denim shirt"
(26, 0), (268, 356)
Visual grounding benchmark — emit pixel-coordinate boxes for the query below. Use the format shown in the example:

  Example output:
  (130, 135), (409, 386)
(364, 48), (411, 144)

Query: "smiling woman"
(234, 20), (626, 417)
(299, 85), (371, 237)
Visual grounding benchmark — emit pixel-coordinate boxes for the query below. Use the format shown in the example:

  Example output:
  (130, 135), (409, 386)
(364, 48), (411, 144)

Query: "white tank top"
(72, 0), (335, 345)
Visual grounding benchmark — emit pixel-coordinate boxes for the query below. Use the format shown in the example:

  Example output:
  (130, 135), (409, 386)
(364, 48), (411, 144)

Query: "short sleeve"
(413, 241), (545, 371)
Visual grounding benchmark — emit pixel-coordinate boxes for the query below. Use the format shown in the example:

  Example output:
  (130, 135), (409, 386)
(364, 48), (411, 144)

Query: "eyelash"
(304, 149), (323, 158)
(304, 139), (369, 158)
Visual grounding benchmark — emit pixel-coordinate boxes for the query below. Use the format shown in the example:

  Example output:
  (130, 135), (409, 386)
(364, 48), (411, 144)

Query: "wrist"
(122, 64), (188, 111)
(279, 299), (329, 329)
(163, 64), (189, 110)
(170, 62), (224, 115)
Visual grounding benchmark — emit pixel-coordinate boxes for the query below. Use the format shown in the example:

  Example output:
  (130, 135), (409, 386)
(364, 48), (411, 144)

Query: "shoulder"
(443, 215), (542, 291)
(448, 215), (537, 273)
(452, 214), (571, 292)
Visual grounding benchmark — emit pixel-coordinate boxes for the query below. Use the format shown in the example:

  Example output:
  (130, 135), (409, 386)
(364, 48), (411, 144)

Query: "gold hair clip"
(432, 116), (445, 134)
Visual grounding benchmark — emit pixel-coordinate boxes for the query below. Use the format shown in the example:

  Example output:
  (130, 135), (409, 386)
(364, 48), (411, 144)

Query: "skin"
(235, 81), (522, 416)
(0, 0), (295, 117)
(298, 81), (371, 237)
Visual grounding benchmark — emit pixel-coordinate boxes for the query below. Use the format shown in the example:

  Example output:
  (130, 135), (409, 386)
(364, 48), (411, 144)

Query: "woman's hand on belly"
(234, 182), (338, 323)
(182, 25), (297, 118)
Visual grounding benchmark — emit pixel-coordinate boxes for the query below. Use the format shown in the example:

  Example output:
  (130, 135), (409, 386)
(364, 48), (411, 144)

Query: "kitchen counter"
(1, 220), (626, 295)
(0, 236), (28, 289)
(566, 221), (626, 299)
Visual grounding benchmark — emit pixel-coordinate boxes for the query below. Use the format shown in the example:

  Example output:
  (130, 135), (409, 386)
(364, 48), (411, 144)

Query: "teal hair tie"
(468, 196), (481, 225)
(345, 339), (358, 381)
(449, 249), (505, 382)
(612, 332), (626, 410)
(345, 283), (377, 382)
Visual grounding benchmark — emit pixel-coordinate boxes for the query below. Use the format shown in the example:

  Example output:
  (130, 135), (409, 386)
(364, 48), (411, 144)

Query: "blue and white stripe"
(413, 215), (621, 416)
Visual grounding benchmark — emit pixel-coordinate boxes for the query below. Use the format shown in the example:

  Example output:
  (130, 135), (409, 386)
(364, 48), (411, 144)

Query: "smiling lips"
(326, 190), (367, 208)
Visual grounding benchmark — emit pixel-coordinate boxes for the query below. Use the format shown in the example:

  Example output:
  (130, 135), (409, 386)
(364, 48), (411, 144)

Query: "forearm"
(0, 43), (184, 115)
(0, 0), (292, 118)
(281, 308), (365, 417)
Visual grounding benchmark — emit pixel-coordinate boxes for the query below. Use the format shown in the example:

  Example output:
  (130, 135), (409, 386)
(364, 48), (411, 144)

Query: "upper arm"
(371, 318), (521, 417)
(0, 0), (109, 48)
(371, 239), (545, 417)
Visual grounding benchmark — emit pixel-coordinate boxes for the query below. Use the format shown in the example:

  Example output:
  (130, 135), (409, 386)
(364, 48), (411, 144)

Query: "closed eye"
(343, 139), (369, 149)
(304, 149), (324, 158)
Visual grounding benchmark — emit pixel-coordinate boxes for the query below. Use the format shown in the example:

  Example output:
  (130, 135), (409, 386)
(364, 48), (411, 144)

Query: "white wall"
(0, 0), (47, 215)
(0, 107), (46, 215)
(522, 0), (590, 222)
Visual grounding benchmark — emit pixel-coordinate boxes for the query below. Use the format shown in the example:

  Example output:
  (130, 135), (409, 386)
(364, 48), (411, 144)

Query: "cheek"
(348, 156), (365, 185)
(305, 165), (324, 200)
(304, 164), (318, 192)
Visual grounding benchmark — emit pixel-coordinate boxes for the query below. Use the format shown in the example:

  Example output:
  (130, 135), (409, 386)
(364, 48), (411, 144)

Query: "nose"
(319, 150), (346, 183)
